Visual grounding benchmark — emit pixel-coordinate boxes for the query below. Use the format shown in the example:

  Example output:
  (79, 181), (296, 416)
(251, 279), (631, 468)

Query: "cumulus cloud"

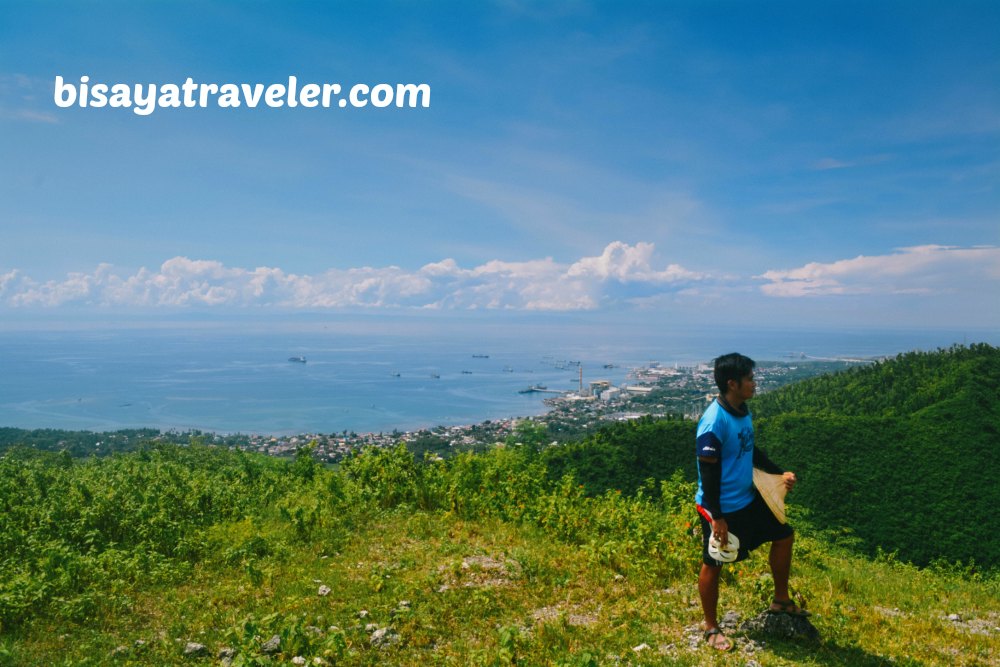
(757, 245), (1000, 297)
(567, 241), (704, 282)
(0, 269), (21, 293)
(0, 242), (707, 311)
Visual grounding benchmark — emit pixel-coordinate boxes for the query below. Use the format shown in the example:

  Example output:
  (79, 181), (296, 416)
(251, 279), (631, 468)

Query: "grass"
(1, 444), (997, 666)
(4, 507), (998, 666)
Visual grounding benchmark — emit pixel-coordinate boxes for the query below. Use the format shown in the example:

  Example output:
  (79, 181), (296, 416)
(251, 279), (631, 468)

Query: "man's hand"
(783, 471), (797, 491)
(711, 517), (729, 546)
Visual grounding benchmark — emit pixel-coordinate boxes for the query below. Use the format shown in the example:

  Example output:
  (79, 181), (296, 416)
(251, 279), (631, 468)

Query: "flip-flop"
(768, 599), (811, 616)
(703, 627), (732, 651)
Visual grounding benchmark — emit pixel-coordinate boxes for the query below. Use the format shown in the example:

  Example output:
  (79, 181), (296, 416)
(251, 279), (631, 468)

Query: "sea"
(0, 319), (994, 436)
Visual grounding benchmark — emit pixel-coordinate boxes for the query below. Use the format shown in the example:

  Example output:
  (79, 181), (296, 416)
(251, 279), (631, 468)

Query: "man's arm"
(697, 427), (730, 545)
(698, 454), (731, 546)
(753, 447), (797, 491)
(696, 430), (725, 518)
(698, 455), (723, 518)
(752, 447), (784, 474)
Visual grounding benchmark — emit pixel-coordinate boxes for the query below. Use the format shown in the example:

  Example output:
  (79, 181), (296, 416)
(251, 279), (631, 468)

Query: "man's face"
(729, 373), (756, 402)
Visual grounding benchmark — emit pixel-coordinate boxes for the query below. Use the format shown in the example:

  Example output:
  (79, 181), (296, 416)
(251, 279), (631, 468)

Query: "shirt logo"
(736, 426), (754, 460)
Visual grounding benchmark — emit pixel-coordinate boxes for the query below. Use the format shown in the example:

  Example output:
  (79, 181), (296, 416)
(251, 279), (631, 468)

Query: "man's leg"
(769, 534), (793, 601)
(698, 562), (722, 627)
(699, 562), (732, 649)
(769, 533), (810, 614)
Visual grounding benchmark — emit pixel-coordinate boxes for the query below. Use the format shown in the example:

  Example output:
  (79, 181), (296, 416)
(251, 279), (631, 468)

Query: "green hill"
(540, 417), (693, 497)
(1, 443), (998, 666)
(751, 344), (1000, 569)
(751, 343), (1000, 420)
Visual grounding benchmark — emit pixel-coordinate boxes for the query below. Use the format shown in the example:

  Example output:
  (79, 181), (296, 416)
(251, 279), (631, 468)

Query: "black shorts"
(698, 490), (794, 567)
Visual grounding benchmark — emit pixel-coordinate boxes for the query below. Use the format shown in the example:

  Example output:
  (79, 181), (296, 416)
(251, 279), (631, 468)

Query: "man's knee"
(772, 533), (794, 550)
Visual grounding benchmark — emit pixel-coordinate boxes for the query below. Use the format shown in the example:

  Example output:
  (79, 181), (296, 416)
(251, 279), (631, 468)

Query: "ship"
(288, 356), (307, 363)
(472, 354), (489, 358)
(518, 384), (548, 394)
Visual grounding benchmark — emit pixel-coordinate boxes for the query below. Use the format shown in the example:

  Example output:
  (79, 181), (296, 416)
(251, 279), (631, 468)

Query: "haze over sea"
(1, 316), (994, 436)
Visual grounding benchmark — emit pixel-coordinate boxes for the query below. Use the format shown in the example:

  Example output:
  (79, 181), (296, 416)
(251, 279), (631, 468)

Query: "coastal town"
(180, 358), (860, 463)
(0, 358), (864, 461)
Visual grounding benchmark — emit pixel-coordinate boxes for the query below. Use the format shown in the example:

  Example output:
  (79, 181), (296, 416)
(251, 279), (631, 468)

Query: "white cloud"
(757, 245), (1000, 297)
(10, 109), (59, 124)
(810, 154), (893, 172)
(567, 241), (704, 282)
(0, 269), (21, 294)
(0, 74), (61, 124)
(812, 157), (854, 171)
(0, 242), (707, 311)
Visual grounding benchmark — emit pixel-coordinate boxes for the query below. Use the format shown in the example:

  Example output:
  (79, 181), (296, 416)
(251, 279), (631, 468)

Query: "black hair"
(713, 352), (755, 393)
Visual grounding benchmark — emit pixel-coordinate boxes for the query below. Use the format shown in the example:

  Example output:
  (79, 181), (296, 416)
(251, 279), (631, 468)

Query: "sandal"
(768, 598), (811, 616)
(703, 627), (732, 651)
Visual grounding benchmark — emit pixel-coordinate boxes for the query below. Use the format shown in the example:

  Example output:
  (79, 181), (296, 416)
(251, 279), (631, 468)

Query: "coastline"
(0, 357), (866, 461)
(2, 323), (991, 438)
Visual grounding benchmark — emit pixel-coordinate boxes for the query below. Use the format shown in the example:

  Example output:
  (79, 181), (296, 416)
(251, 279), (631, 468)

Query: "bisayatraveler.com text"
(53, 76), (431, 116)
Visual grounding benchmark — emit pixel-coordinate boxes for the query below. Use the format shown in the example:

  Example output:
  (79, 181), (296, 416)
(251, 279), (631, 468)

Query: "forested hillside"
(540, 417), (693, 496)
(751, 344), (1000, 569)
(751, 343), (999, 419)
(0, 428), (162, 457)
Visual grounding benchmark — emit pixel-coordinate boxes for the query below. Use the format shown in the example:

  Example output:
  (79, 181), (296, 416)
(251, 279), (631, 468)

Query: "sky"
(1, 0), (998, 332)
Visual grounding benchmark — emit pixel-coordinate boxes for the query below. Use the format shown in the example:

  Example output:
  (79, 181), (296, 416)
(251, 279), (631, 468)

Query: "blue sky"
(1, 1), (998, 331)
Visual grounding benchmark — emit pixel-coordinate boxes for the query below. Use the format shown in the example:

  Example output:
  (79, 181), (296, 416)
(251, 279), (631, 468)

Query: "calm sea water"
(0, 322), (992, 435)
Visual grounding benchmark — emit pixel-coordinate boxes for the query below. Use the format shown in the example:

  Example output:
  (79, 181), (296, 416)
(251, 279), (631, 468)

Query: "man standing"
(695, 353), (807, 651)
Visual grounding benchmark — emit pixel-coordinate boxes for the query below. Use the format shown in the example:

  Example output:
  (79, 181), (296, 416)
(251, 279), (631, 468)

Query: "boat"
(430, 374), (440, 379)
(288, 356), (307, 363)
(472, 354), (489, 358)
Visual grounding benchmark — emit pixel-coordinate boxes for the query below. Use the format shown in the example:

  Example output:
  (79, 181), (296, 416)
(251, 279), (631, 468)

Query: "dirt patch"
(530, 605), (599, 627)
(437, 555), (522, 590)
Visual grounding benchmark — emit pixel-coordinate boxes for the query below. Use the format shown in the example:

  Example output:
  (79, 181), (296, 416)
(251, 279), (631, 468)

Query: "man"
(695, 353), (807, 651)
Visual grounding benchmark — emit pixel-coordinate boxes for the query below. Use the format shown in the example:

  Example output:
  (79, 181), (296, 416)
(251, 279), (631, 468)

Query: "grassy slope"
(2, 446), (998, 666)
(5, 509), (999, 666)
